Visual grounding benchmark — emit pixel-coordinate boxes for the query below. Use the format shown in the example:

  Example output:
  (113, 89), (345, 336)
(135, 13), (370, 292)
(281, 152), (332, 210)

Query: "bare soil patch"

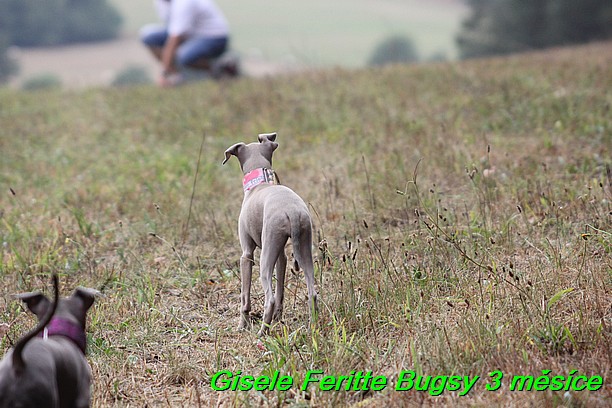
(9, 35), (298, 89)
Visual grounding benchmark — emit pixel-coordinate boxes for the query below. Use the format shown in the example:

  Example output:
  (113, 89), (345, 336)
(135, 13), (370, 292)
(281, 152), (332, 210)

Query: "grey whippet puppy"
(223, 132), (318, 335)
(0, 275), (99, 408)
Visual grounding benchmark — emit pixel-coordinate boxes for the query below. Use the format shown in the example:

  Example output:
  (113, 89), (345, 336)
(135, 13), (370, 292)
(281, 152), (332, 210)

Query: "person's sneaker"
(211, 54), (240, 79)
(222, 59), (239, 78)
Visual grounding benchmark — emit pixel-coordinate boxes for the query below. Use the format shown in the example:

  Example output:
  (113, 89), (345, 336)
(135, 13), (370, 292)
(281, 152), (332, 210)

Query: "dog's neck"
(242, 167), (279, 193)
(40, 317), (87, 354)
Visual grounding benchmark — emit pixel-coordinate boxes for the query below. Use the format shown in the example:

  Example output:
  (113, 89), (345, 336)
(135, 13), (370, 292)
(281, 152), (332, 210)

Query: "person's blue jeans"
(140, 25), (228, 67)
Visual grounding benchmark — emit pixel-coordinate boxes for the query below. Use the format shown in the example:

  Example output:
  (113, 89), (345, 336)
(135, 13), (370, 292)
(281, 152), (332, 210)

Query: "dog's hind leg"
(258, 233), (287, 336)
(300, 253), (318, 327)
(239, 237), (256, 330)
(273, 250), (287, 321)
(292, 224), (318, 327)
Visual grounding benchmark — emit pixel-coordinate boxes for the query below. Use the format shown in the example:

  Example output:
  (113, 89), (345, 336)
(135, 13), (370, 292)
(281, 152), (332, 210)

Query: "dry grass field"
(0, 41), (610, 407)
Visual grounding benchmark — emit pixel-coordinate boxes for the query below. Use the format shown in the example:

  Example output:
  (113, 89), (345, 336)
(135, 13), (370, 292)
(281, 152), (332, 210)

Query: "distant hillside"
(111, 0), (468, 63)
(12, 0), (467, 89)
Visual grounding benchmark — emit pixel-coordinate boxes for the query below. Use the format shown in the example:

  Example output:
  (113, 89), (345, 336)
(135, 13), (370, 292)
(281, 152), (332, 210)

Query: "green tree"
(0, 0), (121, 47)
(0, 5), (18, 82)
(0, 36), (17, 83)
(112, 66), (152, 87)
(0, 0), (122, 83)
(368, 35), (419, 67)
(62, 0), (123, 43)
(457, 0), (612, 59)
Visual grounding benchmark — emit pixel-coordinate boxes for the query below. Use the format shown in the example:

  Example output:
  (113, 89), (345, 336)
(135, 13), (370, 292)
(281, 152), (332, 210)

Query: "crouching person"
(140, 0), (237, 86)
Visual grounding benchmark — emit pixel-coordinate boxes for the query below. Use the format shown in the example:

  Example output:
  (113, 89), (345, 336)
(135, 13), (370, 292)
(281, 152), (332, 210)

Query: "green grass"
(1, 42), (611, 407)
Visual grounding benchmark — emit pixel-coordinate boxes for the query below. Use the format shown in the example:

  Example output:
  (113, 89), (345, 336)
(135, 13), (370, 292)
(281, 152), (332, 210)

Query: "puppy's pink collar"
(40, 318), (87, 354)
(243, 168), (278, 192)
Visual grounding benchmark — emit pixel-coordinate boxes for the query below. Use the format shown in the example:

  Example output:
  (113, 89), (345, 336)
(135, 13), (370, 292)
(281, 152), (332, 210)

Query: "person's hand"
(157, 71), (183, 87)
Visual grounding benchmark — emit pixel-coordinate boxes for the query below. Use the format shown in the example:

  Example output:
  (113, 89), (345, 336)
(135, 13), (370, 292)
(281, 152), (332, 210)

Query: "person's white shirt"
(155, 0), (229, 38)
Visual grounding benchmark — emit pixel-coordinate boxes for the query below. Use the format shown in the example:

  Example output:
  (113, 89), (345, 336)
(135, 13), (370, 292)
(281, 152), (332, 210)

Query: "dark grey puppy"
(0, 275), (98, 408)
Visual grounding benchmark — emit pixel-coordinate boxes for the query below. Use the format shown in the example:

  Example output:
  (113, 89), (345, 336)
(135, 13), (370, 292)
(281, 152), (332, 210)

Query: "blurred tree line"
(368, 35), (420, 67)
(457, 0), (612, 58)
(0, 0), (122, 82)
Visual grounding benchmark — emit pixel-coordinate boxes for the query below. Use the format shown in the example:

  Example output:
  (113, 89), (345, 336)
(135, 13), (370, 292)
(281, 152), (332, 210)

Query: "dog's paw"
(237, 316), (252, 331)
(257, 323), (271, 338)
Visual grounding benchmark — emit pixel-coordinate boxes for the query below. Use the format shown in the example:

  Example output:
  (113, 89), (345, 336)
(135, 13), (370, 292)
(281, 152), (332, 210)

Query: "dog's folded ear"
(258, 132), (277, 143)
(223, 142), (245, 165)
(15, 291), (51, 319)
(73, 287), (101, 312)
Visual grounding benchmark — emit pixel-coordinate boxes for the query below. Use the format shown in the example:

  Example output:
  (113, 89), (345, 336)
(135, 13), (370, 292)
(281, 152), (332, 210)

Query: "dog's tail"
(290, 213), (312, 272)
(290, 215), (302, 272)
(12, 274), (59, 376)
(290, 212), (318, 318)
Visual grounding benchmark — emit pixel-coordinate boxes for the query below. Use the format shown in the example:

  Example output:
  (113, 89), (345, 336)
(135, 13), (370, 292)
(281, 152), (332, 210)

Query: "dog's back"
(0, 341), (61, 408)
(240, 184), (311, 247)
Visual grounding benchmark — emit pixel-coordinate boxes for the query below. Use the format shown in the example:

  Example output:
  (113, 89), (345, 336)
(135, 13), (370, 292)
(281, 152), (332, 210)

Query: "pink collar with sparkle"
(242, 168), (279, 192)
(39, 317), (87, 354)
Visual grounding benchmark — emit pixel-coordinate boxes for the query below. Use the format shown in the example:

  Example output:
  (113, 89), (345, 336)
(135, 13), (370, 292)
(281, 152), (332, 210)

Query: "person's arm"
(158, 0), (191, 86)
(158, 34), (182, 86)
(161, 34), (181, 75)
